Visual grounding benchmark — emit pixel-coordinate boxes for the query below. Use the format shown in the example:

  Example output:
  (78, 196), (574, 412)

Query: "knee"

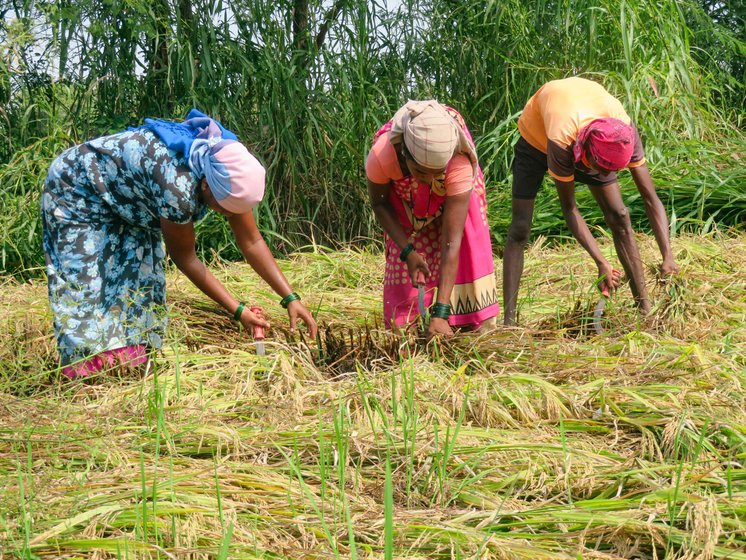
(507, 219), (532, 245)
(606, 205), (633, 235)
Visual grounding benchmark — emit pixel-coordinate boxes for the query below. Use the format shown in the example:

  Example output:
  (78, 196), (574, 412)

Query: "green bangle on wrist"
(280, 292), (301, 309)
(399, 243), (415, 262)
(430, 302), (451, 320)
(233, 302), (246, 321)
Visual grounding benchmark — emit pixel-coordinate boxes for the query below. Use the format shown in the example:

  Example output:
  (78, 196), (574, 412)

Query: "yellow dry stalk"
(1, 233), (745, 559)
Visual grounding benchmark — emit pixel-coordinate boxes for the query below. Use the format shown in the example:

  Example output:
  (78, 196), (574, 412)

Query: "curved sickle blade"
(592, 297), (607, 335)
(418, 285), (426, 318)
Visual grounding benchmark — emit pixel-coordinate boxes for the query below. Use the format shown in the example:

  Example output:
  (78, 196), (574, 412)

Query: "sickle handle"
(250, 306), (265, 339)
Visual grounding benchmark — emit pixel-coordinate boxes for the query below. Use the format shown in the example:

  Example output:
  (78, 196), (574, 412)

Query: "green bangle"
(430, 302), (451, 320)
(399, 243), (415, 262)
(280, 292), (301, 309)
(233, 302), (246, 321)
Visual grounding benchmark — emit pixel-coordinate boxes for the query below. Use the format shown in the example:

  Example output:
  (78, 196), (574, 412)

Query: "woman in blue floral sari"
(42, 109), (317, 379)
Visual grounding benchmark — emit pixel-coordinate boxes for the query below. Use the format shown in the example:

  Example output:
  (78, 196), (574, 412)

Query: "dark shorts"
(511, 136), (619, 200)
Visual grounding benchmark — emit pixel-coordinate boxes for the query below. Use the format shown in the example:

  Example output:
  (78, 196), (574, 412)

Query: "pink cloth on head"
(61, 345), (148, 380)
(210, 142), (266, 214)
(573, 118), (634, 171)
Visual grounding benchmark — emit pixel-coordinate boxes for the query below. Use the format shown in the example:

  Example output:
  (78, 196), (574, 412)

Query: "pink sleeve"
(444, 154), (474, 195)
(365, 135), (402, 184)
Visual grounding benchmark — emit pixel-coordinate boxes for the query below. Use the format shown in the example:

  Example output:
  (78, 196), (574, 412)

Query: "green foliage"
(0, 0), (744, 276)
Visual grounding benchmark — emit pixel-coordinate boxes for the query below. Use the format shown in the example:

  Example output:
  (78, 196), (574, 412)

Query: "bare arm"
(227, 211), (317, 337)
(368, 179), (430, 282)
(554, 180), (621, 294)
(629, 164), (678, 274)
(435, 190), (470, 304)
(368, 179), (409, 250)
(160, 217), (269, 330)
(228, 211), (297, 297)
(428, 190), (470, 337)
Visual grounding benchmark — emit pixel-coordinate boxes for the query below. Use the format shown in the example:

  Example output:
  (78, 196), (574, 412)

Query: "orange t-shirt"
(518, 77), (646, 182)
(365, 133), (473, 195)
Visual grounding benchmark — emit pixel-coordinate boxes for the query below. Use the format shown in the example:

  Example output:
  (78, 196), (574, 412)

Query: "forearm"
(225, 212), (317, 335)
(162, 218), (243, 316)
(372, 202), (411, 250)
(631, 164), (675, 264)
(562, 207), (608, 266)
(436, 242), (461, 305)
(643, 196), (674, 260)
(238, 237), (295, 298)
(174, 255), (241, 315)
(435, 191), (470, 307)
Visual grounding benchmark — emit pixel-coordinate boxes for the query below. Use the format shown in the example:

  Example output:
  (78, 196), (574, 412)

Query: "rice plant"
(1, 233), (745, 558)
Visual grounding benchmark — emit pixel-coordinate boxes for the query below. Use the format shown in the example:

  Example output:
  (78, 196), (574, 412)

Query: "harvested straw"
(1, 234), (744, 558)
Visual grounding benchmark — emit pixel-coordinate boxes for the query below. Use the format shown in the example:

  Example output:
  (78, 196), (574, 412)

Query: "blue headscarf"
(141, 108), (238, 157)
(142, 109), (264, 214)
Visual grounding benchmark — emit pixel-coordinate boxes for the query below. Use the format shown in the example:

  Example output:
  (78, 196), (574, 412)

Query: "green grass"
(1, 232), (745, 558)
(1, 0), (745, 275)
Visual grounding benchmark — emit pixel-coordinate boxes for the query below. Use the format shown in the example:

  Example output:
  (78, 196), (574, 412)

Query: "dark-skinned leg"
(589, 182), (651, 314)
(503, 197), (535, 325)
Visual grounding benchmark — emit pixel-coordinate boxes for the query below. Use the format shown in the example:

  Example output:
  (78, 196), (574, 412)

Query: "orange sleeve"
(444, 154), (474, 195)
(365, 135), (402, 184)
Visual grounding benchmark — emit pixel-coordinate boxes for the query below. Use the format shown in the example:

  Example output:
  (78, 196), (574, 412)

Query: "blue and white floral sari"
(42, 129), (206, 365)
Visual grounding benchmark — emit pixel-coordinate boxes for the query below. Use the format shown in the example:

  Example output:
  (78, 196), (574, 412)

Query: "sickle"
(592, 297), (606, 335)
(592, 286), (610, 335)
(415, 271), (427, 319)
(250, 306), (266, 356)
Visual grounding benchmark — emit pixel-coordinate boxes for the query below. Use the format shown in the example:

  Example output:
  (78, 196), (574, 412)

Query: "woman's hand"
(287, 299), (318, 339)
(237, 307), (270, 332)
(406, 251), (430, 286)
(427, 316), (454, 340)
(228, 212), (319, 339)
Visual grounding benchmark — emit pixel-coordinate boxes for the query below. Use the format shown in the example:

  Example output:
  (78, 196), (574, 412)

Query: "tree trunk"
(141, 0), (172, 115)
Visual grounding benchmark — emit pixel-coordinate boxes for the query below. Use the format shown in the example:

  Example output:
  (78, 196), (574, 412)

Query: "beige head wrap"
(389, 100), (478, 173)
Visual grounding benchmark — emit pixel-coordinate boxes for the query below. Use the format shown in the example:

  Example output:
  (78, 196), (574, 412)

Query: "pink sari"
(375, 108), (500, 328)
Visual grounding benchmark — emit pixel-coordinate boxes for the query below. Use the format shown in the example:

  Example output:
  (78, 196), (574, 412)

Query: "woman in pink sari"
(366, 100), (500, 338)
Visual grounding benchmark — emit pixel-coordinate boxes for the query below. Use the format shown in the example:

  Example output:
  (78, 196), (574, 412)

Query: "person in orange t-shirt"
(366, 100), (500, 339)
(503, 77), (679, 325)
